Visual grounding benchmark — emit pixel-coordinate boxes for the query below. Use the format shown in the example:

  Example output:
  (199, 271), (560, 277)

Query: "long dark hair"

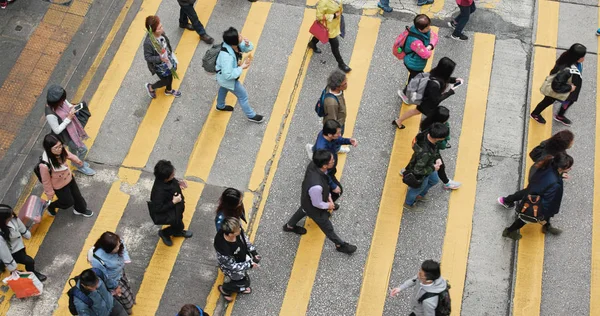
(430, 57), (456, 84)
(545, 130), (574, 156)
(551, 43), (586, 74)
(420, 106), (449, 131)
(93, 231), (124, 256)
(535, 152), (574, 171)
(0, 205), (16, 245)
(216, 188), (244, 219)
(42, 134), (67, 169)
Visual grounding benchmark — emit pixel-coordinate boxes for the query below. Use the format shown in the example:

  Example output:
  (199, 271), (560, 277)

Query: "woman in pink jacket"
(448, 0), (476, 41)
(39, 134), (93, 217)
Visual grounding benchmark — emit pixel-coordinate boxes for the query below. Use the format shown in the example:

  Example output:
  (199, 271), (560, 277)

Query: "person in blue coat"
(73, 269), (128, 316)
(215, 27), (264, 123)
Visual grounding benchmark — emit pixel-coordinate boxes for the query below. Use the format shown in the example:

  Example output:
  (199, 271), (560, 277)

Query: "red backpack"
(392, 26), (424, 60)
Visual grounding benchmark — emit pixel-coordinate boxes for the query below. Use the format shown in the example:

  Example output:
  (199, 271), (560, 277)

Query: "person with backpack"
(144, 15), (182, 99)
(89, 232), (135, 315)
(389, 259), (450, 316)
(393, 57), (462, 129)
(419, 106), (461, 190)
(308, 0), (351, 73)
(150, 160), (192, 247)
(177, 304), (210, 316)
(69, 268), (128, 316)
(39, 134), (93, 217)
(214, 187), (247, 232)
(45, 84), (95, 176)
(214, 27), (264, 123)
(396, 14), (439, 102)
(530, 43), (586, 125)
(0, 205), (47, 282)
(214, 217), (260, 302)
(499, 152), (573, 240)
(448, 0), (476, 41)
(402, 123), (449, 209)
(176, 0), (214, 44)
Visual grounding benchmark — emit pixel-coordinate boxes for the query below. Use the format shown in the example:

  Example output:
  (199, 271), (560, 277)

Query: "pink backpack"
(392, 26), (411, 60)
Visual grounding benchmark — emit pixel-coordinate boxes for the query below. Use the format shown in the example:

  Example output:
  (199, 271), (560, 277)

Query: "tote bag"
(310, 18), (329, 44)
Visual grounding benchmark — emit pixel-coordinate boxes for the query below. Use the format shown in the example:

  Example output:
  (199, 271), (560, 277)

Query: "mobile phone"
(73, 103), (84, 112)
(453, 81), (463, 88)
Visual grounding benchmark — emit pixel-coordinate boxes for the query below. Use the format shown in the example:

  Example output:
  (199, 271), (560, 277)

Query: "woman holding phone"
(393, 57), (463, 129)
(45, 84), (95, 176)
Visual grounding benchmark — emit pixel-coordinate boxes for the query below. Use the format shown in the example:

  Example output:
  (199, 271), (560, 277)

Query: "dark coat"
(150, 178), (185, 225)
(300, 162), (330, 214)
(417, 76), (457, 116)
(525, 166), (563, 218)
(177, 0), (195, 5)
(143, 34), (173, 75)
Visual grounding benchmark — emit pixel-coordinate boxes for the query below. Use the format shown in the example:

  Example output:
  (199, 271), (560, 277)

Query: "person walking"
(177, 304), (210, 316)
(215, 187), (247, 232)
(176, 0), (214, 44)
(377, 0), (392, 12)
(308, 0), (352, 73)
(530, 43), (586, 125)
(322, 70), (348, 131)
(389, 260), (450, 316)
(89, 232), (135, 315)
(448, 0), (476, 41)
(0, 205), (47, 282)
(394, 57), (462, 129)
(45, 84), (95, 176)
(215, 27), (264, 123)
(72, 268), (129, 316)
(144, 15), (182, 99)
(402, 123), (449, 209)
(214, 217), (260, 302)
(499, 152), (573, 240)
(283, 149), (357, 254)
(397, 14), (439, 101)
(39, 134), (93, 217)
(150, 160), (192, 247)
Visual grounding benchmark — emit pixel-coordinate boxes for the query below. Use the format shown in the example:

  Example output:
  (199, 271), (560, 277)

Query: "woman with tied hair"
(215, 188), (247, 232)
(144, 15), (182, 99)
(89, 231), (135, 315)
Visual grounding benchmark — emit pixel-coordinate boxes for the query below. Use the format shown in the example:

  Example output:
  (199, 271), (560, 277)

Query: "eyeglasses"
(52, 144), (63, 150)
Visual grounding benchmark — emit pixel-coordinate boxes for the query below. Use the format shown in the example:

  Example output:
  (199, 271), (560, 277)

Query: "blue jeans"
(379, 0), (389, 6)
(452, 2), (476, 36)
(405, 171), (440, 206)
(67, 141), (88, 169)
(179, 4), (206, 36)
(217, 81), (256, 118)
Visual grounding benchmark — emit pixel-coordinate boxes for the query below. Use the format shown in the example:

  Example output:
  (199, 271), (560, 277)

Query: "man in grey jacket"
(177, 0), (214, 44)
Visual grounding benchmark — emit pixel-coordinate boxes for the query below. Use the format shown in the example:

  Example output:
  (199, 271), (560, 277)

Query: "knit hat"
(46, 84), (65, 103)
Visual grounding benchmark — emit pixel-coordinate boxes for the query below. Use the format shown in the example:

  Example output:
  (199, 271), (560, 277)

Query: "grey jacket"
(0, 218), (31, 271)
(143, 34), (173, 75)
(399, 275), (448, 316)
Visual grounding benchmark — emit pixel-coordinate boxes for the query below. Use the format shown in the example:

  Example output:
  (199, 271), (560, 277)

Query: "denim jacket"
(89, 241), (131, 290)
(74, 278), (114, 316)
(215, 41), (254, 91)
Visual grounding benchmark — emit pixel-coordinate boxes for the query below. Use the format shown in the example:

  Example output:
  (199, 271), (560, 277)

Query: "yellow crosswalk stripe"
(279, 15), (381, 316)
(512, 0), (557, 313)
(439, 32), (495, 315)
(591, 8), (600, 315)
(185, 1), (272, 181)
(355, 26), (438, 316)
(420, 0), (445, 17)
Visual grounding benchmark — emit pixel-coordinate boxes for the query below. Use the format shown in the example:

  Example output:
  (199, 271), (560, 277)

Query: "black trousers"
(287, 207), (344, 246)
(311, 36), (345, 65)
(151, 74), (173, 91)
(50, 178), (87, 213)
(222, 274), (251, 294)
(557, 100), (575, 116)
(328, 168), (343, 202)
(12, 248), (35, 272)
(506, 217), (552, 232)
(504, 188), (528, 205)
(403, 67), (423, 94)
(179, 4), (207, 35)
(162, 214), (185, 237)
(531, 96), (558, 116)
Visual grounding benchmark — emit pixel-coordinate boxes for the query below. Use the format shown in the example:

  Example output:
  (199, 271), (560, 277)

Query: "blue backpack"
(67, 268), (108, 315)
(315, 89), (338, 117)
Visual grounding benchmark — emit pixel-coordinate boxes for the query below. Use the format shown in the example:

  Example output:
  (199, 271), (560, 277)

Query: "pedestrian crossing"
(2, 0), (599, 315)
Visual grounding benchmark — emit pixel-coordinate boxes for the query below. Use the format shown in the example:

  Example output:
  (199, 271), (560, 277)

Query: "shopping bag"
(309, 19), (329, 44)
(3, 271), (44, 298)
(18, 195), (47, 233)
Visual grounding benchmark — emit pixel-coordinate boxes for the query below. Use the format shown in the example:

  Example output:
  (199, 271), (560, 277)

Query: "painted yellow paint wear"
(355, 26), (438, 316)
(591, 9), (600, 313)
(439, 33), (495, 315)
(248, 9), (314, 191)
(279, 16), (380, 316)
(420, 0), (445, 17)
(185, 2), (272, 181)
(132, 181), (204, 315)
(534, 0), (559, 48)
(54, 169), (141, 315)
(122, 0), (218, 169)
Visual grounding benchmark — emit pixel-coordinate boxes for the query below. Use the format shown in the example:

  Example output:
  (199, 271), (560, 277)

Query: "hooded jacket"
(89, 241), (131, 291)
(399, 276), (448, 316)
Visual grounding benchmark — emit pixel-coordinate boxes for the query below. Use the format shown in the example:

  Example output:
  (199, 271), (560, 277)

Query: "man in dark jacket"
(150, 160), (192, 246)
(73, 269), (128, 316)
(283, 150), (357, 254)
(177, 0), (214, 44)
(404, 123), (449, 209)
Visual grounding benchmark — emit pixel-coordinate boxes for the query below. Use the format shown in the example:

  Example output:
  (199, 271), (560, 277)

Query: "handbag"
(402, 171), (423, 189)
(75, 101), (91, 128)
(539, 70), (571, 101)
(310, 18), (329, 44)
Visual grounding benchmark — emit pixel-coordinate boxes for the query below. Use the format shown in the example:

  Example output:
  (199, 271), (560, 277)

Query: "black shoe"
(73, 209), (93, 218)
(308, 43), (322, 54)
(502, 228), (522, 241)
(451, 33), (468, 41)
(216, 105), (234, 112)
(158, 230), (173, 246)
(338, 63), (351, 73)
(333, 203), (340, 211)
(34, 271), (47, 282)
(336, 242), (357, 254)
(173, 230), (193, 238)
(47, 205), (57, 217)
(283, 224), (307, 235)
(200, 34), (214, 44)
(553, 114), (572, 127)
(542, 224), (563, 235)
(179, 23), (195, 31)
(530, 113), (546, 124)
(247, 114), (265, 123)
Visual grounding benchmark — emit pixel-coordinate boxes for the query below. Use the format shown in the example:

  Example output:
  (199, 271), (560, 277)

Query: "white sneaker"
(305, 144), (314, 160)
(338, 146), (350, 154)
(397, 90), (409, 104)
(444, 179), (461, 190)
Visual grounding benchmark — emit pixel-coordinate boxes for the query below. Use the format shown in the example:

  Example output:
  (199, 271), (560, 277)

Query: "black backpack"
(516, 181), (559, 223)
(67, 268), (107, 315)
(418, 282), (451, 316)
(33, 157), (52, 183)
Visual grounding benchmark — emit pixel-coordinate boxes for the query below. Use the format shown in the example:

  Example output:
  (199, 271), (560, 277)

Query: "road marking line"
(279, 16), (380, 316)
(420, 0), (445, 17)
(439, 32), (495, 315)
(122, 0), (219, 169)
(354, 26), (438, 316)
(591, 8), (600, 314)
(534, 0), (559, 48)
(185, 1), (272, 181)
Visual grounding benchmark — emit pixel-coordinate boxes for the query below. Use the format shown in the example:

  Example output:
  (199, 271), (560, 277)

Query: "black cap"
(46, 84), (65, 103)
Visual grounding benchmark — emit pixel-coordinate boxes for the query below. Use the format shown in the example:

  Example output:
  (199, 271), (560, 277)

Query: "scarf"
(54, 100), (88, 147)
